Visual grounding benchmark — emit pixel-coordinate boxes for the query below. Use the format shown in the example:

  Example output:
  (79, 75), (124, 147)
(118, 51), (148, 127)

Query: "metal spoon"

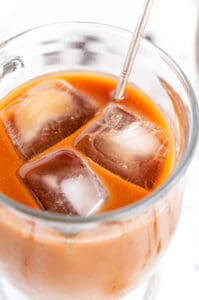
(113, 0), (155, 101)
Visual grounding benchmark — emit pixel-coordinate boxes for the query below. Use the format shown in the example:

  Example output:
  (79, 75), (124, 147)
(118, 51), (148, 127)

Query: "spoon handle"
(113, 0), (155, 101)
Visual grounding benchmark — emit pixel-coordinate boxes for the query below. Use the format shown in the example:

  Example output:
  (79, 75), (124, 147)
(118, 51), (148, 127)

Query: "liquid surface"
(0, 73), (174, 214)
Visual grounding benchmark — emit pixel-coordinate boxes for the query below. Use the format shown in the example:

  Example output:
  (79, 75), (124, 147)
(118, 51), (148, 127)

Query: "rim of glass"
(0, 21), (198, 224)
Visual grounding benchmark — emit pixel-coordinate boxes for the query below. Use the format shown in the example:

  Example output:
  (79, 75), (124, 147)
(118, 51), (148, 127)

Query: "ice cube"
(19, 149), (108, 216)
(75, 104), (168, 189)
(2, 79), (98, 159)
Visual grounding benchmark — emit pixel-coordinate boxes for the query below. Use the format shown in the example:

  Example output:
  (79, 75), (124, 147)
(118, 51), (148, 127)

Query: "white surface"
(0, 0), (199, 299)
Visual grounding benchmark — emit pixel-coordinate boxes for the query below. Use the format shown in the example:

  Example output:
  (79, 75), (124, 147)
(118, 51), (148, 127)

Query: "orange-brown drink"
(0, 23), (197, 300)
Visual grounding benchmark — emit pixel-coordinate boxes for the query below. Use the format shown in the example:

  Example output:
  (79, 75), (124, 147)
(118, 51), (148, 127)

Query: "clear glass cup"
(0, 22), (198, 300)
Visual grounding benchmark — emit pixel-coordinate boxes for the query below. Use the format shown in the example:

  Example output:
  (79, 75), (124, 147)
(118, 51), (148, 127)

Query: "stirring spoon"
(113, 0), (155, 101)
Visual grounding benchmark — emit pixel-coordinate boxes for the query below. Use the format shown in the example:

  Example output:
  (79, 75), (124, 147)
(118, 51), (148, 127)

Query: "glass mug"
(0, 23), (198, 300)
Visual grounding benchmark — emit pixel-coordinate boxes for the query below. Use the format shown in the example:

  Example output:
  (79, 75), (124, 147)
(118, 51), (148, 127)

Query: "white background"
(0, 0), (199, 299)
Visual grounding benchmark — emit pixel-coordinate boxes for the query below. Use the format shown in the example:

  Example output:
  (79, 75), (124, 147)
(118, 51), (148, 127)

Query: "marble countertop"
(0, 0), (199, 299)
